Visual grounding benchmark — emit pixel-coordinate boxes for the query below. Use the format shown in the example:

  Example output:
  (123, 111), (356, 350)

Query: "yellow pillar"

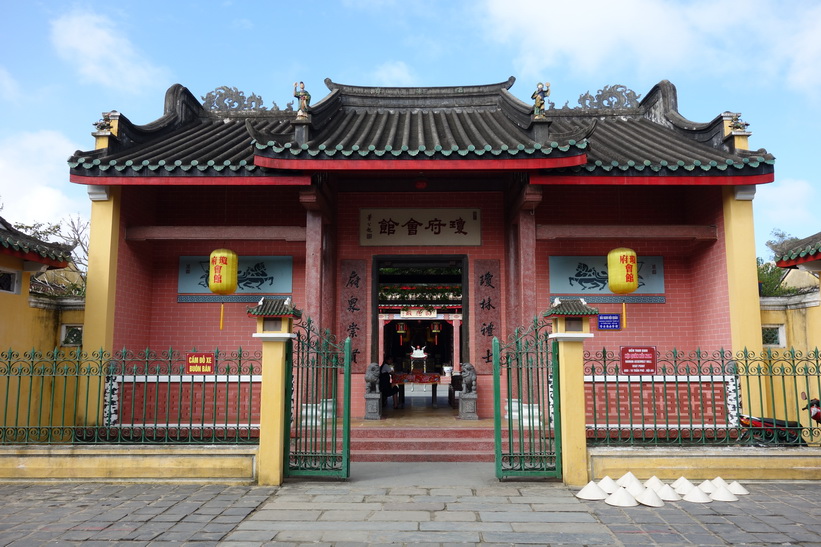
(722, 186), (761, 352)
(253, 315), (295, 486)
(550, 315), (594, 487)
(78, 186), (121, 425)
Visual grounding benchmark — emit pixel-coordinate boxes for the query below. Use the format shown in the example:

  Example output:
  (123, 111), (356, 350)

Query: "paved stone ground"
(0, 464), (820, 545)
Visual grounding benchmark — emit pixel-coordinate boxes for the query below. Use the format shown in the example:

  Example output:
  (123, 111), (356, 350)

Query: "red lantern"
(395, 322), (407, 345)
(431, 321), (442, 344)
(209, 249), (238, 330)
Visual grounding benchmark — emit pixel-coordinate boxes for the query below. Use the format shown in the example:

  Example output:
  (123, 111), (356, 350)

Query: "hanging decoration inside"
(607, 247), (638, 328)
(208, 248), (238, 330)
(395, 322), (407, 345)
(431, 321), (442, 344)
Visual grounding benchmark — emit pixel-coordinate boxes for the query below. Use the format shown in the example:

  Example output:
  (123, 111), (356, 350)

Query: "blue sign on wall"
(178, 256), (293, 297)
(549, 256), (665, 295)
(598, 314), (622, 330)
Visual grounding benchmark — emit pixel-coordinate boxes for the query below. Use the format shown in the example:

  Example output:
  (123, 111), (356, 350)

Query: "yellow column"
(253, 317), (294, 485)
(83, 186), (121, 354)
(550, 316), (594, 487)
(722, 186), (761, 352)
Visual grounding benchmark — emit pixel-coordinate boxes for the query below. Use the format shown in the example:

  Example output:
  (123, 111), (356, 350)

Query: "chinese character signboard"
(549, 256), (664, 295)
(360, 209), (481, 246)
(620, 346), (657, 375)
(186, 352), (215, 374)
(340, 260), (366, 372)
(475, 259), (501, 374)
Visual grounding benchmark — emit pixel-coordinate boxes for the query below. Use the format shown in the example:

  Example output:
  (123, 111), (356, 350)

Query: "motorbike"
(738, 397), (821, 446)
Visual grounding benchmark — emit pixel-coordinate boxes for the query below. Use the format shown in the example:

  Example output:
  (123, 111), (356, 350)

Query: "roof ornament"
(293, 81), (311, 119)
(550, 84), (641, 110)
(201, 86), (292, 111)
(727, 112), (750, 132)
(92, 112), (115, 131)
(531, 82), (550, 119)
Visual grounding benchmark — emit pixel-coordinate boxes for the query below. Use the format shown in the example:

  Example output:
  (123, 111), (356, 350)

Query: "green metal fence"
(0, 347), (261, 444)
(585, 347), (821, 446)
(284, 318), (351, 479)
(493, 316), (561, 479)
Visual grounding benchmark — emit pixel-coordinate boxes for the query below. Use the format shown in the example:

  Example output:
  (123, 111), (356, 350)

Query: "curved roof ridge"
(324, 76), (516, 97)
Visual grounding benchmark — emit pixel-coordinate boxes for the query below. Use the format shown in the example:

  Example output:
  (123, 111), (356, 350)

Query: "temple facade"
(69, 77), (774, 418)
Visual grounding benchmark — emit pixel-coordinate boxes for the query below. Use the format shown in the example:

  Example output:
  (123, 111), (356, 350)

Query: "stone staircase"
(350, 427), (495, 462)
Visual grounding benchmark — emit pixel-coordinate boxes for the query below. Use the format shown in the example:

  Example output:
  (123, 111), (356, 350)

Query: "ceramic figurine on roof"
(531, 82), (550, 119)
(293, 81), (311, 118)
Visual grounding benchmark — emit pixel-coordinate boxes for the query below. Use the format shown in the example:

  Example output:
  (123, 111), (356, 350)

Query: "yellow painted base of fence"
(0, 446), (258, 482)
(590, 447), (821, 481)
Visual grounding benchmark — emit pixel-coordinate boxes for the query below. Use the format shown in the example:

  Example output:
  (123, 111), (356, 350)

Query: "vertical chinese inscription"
(340, 260), (367, 373)
(475, 259), (501, 375)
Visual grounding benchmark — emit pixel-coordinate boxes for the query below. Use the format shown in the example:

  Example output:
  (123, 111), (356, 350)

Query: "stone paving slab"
(0, 464), (820, 545)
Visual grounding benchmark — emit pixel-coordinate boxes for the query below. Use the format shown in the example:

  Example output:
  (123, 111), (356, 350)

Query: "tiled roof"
(68, 79), (774, 181)
(775, 231), (821, 267)
(246, 297), (302, 318)
(0, 216), (73, 267)
(544, 297), (599, 317)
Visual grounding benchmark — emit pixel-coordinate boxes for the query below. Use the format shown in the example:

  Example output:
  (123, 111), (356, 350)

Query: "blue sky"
(1, 0), (819, 259)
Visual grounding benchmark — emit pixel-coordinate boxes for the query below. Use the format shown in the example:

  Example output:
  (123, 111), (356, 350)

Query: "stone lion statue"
(461, 363), (477, 394)
(364, 363), (380, 394)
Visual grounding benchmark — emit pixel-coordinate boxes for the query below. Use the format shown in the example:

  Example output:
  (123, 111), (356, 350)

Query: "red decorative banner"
(475, 259), (501, 375)
(340, 260), (367, 373)
(185, 352), (215, 375)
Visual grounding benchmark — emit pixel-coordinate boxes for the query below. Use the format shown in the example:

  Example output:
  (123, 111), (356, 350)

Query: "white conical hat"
(617, 471), (638, 486)
(674, 477), (695, 495)
(727, 481), (750, 495)
(644, 476), (665, 492)
(598, 476), (619, 494)
(683, 486), (712, 503)
(657, 484), (682, 501)
(605, 487), (639, 507)
(698, 479), (716, 493)
(625, 479), (645, 497)
(576, 481), (608, 500)
(710, 485), (739, 502)
(636, 487), (665, 507)
(671, 476), (687, 488)
(712, 476), (730, 489)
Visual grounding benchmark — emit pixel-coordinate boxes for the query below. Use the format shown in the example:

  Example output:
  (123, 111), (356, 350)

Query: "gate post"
(546, 300), (597, 487)
(250, 300), (300, 486)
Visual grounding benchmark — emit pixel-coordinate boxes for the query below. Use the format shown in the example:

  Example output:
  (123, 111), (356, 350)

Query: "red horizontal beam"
(70, 174), (312, 186)
(530, 173), (774, 186)
(776, 255), (820, 268)
(0, 247), (68, 269)
(254, 155), (588, 171)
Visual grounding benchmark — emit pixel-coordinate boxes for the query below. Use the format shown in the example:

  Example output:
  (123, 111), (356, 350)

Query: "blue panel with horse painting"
(549, 256), (664, 295)
(178, 256), (292, 301)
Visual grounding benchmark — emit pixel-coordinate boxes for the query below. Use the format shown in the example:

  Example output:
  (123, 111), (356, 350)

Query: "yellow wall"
(760, 292), (821, 354)
(0, 255), (85, 353)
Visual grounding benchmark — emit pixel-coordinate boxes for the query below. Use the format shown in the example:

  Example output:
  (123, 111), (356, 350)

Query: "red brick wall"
(113, 186), (306, 352)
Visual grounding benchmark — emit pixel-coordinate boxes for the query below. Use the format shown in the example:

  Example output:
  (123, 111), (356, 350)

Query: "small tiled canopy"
(775, 231), (821, 269)
(0, 216), (72, 268)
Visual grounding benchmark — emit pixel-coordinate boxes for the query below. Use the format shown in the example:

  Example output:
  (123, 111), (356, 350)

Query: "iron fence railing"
(585, 348), (821, 446)
(0, 347), (261, 445)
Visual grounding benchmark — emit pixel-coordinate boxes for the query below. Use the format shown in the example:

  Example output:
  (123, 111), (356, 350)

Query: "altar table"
(391, 373), (441, 408)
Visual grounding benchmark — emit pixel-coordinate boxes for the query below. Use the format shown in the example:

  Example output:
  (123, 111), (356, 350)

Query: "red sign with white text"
(186, 352), (215, 375)
(620, 346), (657, 375)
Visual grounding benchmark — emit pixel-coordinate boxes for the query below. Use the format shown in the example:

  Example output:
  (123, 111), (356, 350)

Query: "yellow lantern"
(607, 247), (638, 294)
(209, 249), (238, 329)
(607, 247), (638, 329)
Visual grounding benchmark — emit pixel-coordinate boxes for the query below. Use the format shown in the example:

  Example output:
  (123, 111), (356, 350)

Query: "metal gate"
(284, 318), (351, 479)
(492, 317), (561, 479)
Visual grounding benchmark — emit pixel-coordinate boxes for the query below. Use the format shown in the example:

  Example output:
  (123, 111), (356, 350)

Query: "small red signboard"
(620, 346), (657, 375)
(185, 352), (215, 375)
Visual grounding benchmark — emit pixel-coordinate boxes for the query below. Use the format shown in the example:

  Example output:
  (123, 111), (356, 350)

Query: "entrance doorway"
(372, 255), (467, 368)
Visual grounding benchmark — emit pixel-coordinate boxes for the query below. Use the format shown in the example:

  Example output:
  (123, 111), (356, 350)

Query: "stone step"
(350, 427), (495, 462)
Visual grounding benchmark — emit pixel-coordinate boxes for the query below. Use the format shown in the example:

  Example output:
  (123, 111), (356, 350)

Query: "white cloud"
(50, 10), (169, 94)
(755, 178), (817, 244)
(370, 61), (416, 87)
(479, 0), (821, 97)
(0, 66), (21, 102)
(0, 131), (89, 226)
